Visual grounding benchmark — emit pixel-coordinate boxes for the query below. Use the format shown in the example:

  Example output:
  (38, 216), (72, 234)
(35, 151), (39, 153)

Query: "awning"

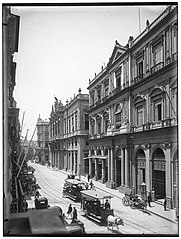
(83, 155), (107, 160)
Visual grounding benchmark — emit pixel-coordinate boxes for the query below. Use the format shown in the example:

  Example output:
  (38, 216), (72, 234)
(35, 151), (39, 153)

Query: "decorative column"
(165, 143), (172, 208)
(74, 151), (76, 175)
(121, 148), (124, 186)
(70, 151), (73, 173)
(58, 150), (60, 169)
(52, 151), (54, 167)
(125, 146), (129, 187)
(101, 160), (105, 183)
(145, 144), (151, 192)
(89, 158), (92, 177)
(110, 147), (115, 189)
(72, 151), (74, 174)
(108, 148), (111, 182)
(114, 157), (117, 187)
(95, 159), (98, 180)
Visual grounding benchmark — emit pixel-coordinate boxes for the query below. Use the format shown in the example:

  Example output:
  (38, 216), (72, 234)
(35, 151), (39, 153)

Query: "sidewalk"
(59, 169), (178, 224)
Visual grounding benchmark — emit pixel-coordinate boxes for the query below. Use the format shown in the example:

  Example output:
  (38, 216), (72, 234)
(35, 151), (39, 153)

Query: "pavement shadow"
(81, 215), (105, 227)
(142, 210), (151, 215)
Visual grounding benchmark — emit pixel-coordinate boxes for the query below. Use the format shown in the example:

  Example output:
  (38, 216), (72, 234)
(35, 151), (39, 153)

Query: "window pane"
(137, 106), (143, 125)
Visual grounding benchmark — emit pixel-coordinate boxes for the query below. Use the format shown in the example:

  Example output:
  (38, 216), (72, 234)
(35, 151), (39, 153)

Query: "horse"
(107, 215), (124, 231)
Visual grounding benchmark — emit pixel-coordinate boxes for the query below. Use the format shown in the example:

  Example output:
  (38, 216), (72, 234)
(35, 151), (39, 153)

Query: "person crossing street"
(67, 204), (73, 219)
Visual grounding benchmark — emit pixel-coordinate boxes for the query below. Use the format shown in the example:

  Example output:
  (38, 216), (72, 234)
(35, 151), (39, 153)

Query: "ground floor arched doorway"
(152, 148), (166, 199)
(136, 148), (146, 194)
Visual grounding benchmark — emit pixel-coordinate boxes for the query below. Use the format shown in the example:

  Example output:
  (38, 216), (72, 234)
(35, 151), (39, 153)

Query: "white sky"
(11, 4), (168, 140)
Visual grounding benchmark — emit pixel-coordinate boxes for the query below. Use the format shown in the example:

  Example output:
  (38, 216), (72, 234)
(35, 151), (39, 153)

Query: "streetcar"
(62, 178), (86, 201)
(80, 190), (114, 225)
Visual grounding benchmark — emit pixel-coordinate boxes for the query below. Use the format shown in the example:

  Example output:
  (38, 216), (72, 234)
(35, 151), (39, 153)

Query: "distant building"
(49, 89), (89, 175)
(36, 115), (49, 164)
(86, 5), (178, 209)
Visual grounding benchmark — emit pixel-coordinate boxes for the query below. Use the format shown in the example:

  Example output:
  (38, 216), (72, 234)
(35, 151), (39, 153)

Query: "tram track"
(31, 163), (164, 235)
(34, 165), (81, 209)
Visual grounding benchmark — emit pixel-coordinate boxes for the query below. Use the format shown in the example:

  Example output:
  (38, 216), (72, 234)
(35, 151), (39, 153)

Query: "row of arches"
(86, 145), (178, 207)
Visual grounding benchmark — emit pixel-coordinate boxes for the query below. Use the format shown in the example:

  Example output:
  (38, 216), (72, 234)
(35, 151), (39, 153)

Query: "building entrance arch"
(135, 148), (146, 194)
(116, 149), (121, 187)
(152, 148), (166, 199)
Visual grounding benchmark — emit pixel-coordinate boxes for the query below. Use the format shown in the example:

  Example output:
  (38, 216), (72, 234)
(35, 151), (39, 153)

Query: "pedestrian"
(23, 200), (28, 212)
(164, 197), (167, 211)
(87, 174), (90, 182)
(90, 180), (93, 189)
(67, 204), (73, 219)
(25, 200), (28, 212)
(35, 190), (40, 198)
(105, 199), (110, 210)
(72, 207), (78, 223)
(85, 183), (89, 190)
(147, 192), (152, 207)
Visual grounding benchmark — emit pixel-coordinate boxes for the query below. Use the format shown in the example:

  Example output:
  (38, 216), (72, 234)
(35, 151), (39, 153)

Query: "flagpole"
(138, 7), (141, 34)
(20, 111), (25, 136)
(17, 127), (36, 178)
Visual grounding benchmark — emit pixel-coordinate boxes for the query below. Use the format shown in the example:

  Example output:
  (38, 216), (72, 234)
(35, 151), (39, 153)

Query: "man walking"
(164, 197), (167, 211)
(72, 207), (78, 223)
(67, 204), (73, 219)
(90, 180), (94, 189)
(147, 193), (152, 207)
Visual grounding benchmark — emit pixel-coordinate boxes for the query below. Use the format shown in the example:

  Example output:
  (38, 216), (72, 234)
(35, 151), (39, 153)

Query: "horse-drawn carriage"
(62, 179), (86, 202)
(122, 188), (147, 210)
(81, 190), (114, 225)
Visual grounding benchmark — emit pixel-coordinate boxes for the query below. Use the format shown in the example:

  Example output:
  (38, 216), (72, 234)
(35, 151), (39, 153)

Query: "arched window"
(103, 111), (109, 132)
(115, 103), (122, 129)
(149, 87), (165, 123)
(90, 117), (95, 136)
(96, 114), (102, 135)
(133, 94), (146, 126)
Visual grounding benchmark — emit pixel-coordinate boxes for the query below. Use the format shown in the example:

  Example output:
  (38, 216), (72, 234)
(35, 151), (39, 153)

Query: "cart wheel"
(129, 201), (133, 208)
(122, 197), (126, 206)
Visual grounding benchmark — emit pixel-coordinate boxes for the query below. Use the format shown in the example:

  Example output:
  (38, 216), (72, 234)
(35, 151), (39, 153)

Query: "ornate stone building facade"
(86, 5), (178, 209)
(3, 6), (21, 217)
(36, 116), (49, 164)
(49, 89), (89, 176)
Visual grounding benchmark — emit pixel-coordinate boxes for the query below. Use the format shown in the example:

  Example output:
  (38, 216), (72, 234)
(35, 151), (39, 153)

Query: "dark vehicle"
(62, 179), (86, 201)
(4, 206), (85, 235)
(35, 196), (49, 209)
(81, 190), (114, 225)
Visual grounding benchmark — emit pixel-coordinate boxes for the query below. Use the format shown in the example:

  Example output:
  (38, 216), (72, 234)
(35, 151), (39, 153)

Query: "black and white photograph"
(3, 2), (178, 236)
